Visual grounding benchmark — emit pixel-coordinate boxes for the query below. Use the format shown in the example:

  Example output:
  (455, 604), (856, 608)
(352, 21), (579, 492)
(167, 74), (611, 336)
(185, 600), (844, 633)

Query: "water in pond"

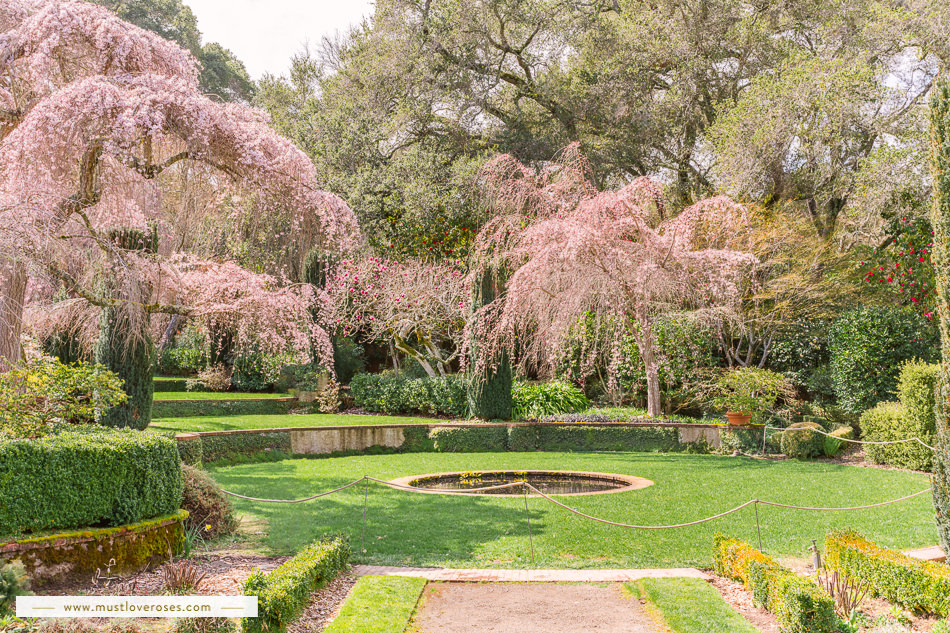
(407, 471), (631, 495)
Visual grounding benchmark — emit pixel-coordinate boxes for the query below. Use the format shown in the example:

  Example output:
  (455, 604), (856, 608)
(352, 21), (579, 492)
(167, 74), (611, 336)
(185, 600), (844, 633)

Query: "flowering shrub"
(858, 215), (936, 315)
(0, 358), (126, 438)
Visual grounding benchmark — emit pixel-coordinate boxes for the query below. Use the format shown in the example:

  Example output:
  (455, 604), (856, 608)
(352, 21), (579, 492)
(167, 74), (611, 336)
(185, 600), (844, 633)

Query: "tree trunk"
(929, 74), (950, 553)
(0, 259), (27, 370)
(639, 316), (662, 417)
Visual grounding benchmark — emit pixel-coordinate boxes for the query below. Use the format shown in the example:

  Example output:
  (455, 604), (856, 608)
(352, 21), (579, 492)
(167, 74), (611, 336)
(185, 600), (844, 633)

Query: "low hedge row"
(713, 536), (838, 633)
(152, 398), (296, 419)
(0, 427), (182, 536)
(350, 373), (468, 418)
(242, 534), (349, 633)
(176, 432), (292, 465)
(824, 530), (950, 616)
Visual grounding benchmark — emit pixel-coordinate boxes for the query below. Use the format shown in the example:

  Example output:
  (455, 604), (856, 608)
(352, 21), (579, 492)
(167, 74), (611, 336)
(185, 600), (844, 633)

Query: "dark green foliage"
(199, 432), (292, 464)
(720, 428), (769, 455)
(933, 73), (950, 554)
(333, 337), (366, 385)
(827, 305), (938, 414)
(157, 329), (209, 376)
(430, 426), (508, 452)
(95, 308), (155, 430)
(532, 425), (681, 453)
(181, 464), (237, 539)
(399, 426), (436, 453)
(152, 397), (296, 418)
(512, 381), (589, 419)
(231, 351), (279, 392)
(350, 373), (468, 417)
(713, 536), (838, 633)
(155, 377), (190, 392)
(861, 403), (932, 471)
(242, 535), (350, 633)
(507, 425), (538, 451)
(825, 530), (950, 616)
(0, 561), (30, 616)
(780, 422), (824, 458)
(177, 437), (203, 466)
(823, 426), (853, 457)
(0, 427), (182, 536)
(468, 270), (513, 420)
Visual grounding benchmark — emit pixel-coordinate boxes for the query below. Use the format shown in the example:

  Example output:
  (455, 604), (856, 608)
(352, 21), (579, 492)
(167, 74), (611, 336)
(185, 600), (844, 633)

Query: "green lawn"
(153, 391), (291, 401)
(633, 578), (758, 633)
(323, 576), (426, 633)
(209, 452), (935, 569)
(150, 413), (445, 432)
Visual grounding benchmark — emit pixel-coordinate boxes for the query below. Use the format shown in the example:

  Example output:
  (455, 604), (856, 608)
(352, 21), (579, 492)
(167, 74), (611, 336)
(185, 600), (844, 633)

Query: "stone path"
(905, 545), (945, 562)
(410, 583), (662, 633)
(354, 564), (710, 582)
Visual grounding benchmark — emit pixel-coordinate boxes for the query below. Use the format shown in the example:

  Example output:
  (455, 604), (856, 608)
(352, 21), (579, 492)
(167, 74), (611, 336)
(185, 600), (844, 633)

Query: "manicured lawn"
(633, 577), (758, 633)
(153, 391), (291, 401)
(323, 576), (426, 633)
(209, 452), (935, 568)
(150, 413), (444, 433)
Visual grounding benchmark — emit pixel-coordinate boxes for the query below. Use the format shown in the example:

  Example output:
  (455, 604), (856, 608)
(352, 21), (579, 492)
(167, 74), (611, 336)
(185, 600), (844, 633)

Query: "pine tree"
(929, 73), (950, 551)
(468, 268), (512, 420)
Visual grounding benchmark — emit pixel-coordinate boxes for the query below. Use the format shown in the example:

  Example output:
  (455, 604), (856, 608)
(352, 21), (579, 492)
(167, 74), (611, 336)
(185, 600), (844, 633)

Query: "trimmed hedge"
(860, 362), (937, 471)
(824, 530), (950, 616)
(198, 432), (291, 464)
(781, 422), (824, 459)
(430, 427), (508, 452)
(532, 425), (681, 452)
(152, 398), (296, 419)
(242, 534), (349, 633)
(0, 427), (182, 536)
(351, 373), (468, 417)
(713, 536), (838, 633)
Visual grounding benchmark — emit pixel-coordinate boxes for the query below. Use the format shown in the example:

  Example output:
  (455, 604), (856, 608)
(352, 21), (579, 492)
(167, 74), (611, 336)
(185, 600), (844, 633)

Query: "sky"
(185, 0), (376, 79)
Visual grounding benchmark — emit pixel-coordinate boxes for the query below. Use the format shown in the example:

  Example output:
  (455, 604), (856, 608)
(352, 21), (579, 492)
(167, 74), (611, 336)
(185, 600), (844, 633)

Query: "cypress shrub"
(468, 269), (512, 420)
(95, 306), (155, 430)
(931, 72), (950, 552)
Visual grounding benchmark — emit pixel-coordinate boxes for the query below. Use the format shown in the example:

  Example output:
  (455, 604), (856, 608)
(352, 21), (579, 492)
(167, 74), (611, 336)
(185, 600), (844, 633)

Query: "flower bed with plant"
(707, 367), (792, 423)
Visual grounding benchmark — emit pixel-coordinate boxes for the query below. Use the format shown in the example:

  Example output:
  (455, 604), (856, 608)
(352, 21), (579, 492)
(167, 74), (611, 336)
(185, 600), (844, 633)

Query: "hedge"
(350, 373), (468, 417)
(824, 530), (950, 616)
(860, 362), (937, 471)
(152, 397), (296, 419)
(0, 427), (182, 536)
(531, 425), (681, 452)
(430, 426), (508, 452)
(242, 534), (350, 633)
(191, 432), (292, 465)
(713, 536), (837, 633)
(781, 422), (824, 459)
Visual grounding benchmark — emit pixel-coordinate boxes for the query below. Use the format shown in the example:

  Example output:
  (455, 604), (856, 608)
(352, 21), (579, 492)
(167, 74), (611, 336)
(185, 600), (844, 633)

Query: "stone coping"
(389, 470), (654, 497)
(0, 510), (189, 553)
(177, 420), (761, 439)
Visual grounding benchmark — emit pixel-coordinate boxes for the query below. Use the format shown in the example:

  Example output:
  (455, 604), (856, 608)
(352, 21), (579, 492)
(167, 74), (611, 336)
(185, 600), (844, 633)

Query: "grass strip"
(323, 575), (427, 633)
(633, 578), (758, 633)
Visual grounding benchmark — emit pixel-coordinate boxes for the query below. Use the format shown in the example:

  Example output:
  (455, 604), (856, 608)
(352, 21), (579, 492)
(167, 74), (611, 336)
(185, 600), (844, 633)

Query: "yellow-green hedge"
(824, 530), (950, 615)
(242, 535), (349, 633)
(713, 536), (837, 633)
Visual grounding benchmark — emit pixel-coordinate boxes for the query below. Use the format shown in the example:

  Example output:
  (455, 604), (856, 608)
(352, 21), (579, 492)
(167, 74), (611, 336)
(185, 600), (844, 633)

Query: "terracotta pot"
(726, 411), (752, 426)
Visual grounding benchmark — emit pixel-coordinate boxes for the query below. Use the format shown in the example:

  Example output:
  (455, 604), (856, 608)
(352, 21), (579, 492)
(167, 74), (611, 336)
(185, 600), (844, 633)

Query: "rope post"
(754, 500), (763, 552)
(761, 425), (768, 455)
(361, 476), (369, 557)
(523, 482), (536, 568)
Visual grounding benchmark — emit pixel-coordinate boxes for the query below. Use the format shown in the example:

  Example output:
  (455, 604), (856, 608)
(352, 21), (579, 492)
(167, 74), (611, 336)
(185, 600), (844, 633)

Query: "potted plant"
(709, 368), (791, 426)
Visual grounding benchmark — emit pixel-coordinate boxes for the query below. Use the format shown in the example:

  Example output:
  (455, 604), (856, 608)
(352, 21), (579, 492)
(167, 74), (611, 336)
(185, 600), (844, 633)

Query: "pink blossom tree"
(468, 145), (755, 416)
(324, 256), (468, 377)
(0, 0), (360, 370)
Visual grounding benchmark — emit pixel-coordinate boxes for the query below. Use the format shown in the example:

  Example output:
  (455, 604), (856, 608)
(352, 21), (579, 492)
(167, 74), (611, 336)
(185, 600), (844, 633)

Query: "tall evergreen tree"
(468, 268), (512, 420)
(929, 72), (950, 551)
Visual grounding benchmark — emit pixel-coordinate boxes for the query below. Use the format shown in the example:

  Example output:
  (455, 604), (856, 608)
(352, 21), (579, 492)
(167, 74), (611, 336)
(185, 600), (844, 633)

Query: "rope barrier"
(767, 425), (936, 452)
(220, 477), (933, 529)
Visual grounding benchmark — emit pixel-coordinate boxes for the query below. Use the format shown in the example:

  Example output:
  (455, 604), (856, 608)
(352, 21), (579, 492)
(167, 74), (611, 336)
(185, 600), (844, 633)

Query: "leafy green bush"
(350, 373), (468, 417)
(707, 368), (792, 422)
(512, 381), (589, 419)
(0, 358), (126, 438)
(181, 464), (237, 539)
(333, 337), (366, 385)
(0, 427), (182, 536)
(857, 361), (938, 471)
(533, 425), (681, 453)
(825, 530), (950, 616)
(242, 535), (349, 633)
(713, 536), (838, 633)
(177, 436), (203, 466)
(430, 426), (508, 452)
(767, 320), (835, 402)
(0, 561), (30, 617)
(823, 426), (853, 457)
(157, 328), (208, 376)
(828, 306), (938, 414)
(232, 351), (291, 392)
(199, 432), (292, 464)
(781, 422), (824, 459)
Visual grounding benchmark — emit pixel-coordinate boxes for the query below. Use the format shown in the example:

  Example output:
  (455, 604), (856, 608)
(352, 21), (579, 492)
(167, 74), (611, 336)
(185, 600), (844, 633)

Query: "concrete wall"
(291, 426), (406, 454)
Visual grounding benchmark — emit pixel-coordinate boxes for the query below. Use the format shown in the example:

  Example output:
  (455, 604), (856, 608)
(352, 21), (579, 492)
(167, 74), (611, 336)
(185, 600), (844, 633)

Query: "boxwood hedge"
(0, 427), (182, 537)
